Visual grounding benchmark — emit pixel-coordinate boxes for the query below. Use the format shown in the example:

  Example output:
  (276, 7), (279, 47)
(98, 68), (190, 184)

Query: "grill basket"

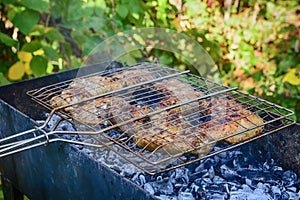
(0, 62), (295, 174)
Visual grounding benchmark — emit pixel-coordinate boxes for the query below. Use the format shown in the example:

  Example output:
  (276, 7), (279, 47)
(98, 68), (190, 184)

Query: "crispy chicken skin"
(195, 98), (264, 143)
(153, 79), (204, 117)
(112, 70), (155, 87)
(133, 112), (213, 155)
(107, 96), (151, 132)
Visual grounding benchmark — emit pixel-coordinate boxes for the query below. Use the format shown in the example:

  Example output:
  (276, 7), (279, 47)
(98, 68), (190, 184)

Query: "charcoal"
(144, 183), (155, 195)
(241, 184), (253, 192)
(245, 178), (257, 189)
(281, 191), (290, 200)
(151, 178), (174, 195)
(202, 158), (215, 169)
(132, 172), (145, 186)
(237, 169), (281, 184)
(254, 182), (270, 194)
(190, 183), (199, 194)
(177, 191), (194, 200)
(211, 192), (228, 200)
(282, 170), (298, 186)
(156, 194), (178, 200)
(220, 164), (240, 180)
(207, 166), (215, 179)
(262, 159), (275, 171)
(233, 155), (248, 169)
(139, 174), (146, 185)
(189, 171), (207, 182)
(212, 175), (225, 184)
(287, 186), (297, 192)
(194, 178), (212, 188)
(173, 168), (189, 186)
(271, 185), (281, 199)
(272, 166), (283, 172)
(230, 190), (273, 200)
(286, 191), (300, 199)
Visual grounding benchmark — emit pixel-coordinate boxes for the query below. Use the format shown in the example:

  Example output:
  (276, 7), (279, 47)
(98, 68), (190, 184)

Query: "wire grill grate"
(1, 62), (295, 174)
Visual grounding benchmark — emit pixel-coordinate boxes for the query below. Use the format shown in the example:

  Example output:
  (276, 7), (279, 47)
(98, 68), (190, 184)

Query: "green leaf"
(67, 1), (93, 21)
(94, 0), (107, 15)
(85, 17), (105, 31)
(118, 54), (136, 66)
(0, 0), (18, 4)
(71, 30), (86, 46)
(30, 24), (46, 36)
(0, 32), (18, 47)
(43, 46), (59, 60)
(45, 29), (65, 42)
(62, 42), (72, 58)
(22, 41), (42, 52)
(12, 9), (40, 35)
(130, 49), (143, 59)
(116, 4), (128, 19)
(20, 0), (49, 12)
(250, 56), (258, 66)
(159, 52), (174, 65)
(0, 72), (11, 85)
(83, 36), (101, 56)
(30, 55), (47, 77)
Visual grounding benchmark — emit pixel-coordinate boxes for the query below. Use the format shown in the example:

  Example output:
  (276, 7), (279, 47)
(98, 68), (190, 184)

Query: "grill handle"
(0, 128), (49, 157)
(0, 127), (111, 158)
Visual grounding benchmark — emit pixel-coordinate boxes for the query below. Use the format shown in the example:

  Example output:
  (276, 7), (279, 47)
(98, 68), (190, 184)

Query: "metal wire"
(0, 62), (295, 175)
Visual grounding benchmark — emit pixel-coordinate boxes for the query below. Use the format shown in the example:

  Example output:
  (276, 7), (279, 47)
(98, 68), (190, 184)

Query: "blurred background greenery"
(0, 0), (299, 123)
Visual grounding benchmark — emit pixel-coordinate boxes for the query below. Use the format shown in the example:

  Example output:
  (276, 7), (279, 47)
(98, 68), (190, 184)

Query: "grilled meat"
(153, 79), (205, 119)
(133, 112), (213, 155)
(195, 98), (264, 143)
(112, 70), (155, 87)
(107, 96), (151, 132)
(49, 67), (264, 154)
(49, 76), (123, 110)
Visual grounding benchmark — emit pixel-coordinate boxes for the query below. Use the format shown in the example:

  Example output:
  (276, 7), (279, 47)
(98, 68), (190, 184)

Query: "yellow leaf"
(18, 51), (32, 62)
(132, 33), (145, 46)
(33, 49), (44, 56)
(8, 62), (25, 80)
(24, 62), (32, 75)
(282, 68), (300, 85)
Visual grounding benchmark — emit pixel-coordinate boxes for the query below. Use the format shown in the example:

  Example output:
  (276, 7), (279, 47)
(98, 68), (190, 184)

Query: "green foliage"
(0, 0), (299, 121)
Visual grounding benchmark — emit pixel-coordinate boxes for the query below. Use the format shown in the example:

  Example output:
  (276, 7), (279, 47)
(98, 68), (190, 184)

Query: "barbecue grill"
(0, 62), (298, 199)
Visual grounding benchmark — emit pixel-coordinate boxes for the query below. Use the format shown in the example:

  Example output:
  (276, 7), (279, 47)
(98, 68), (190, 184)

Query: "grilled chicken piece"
(195, 98), (264, 143)
(108, 96), (152, 133)
(69, 97), (113, 125)
(50, 76), (123, 109)
(112, 70), (155, 87)
(133, 113), (213, 155)
(68, 75), (123, 97)
(50, 69), (155, 109)
(153, 79), (205, 119)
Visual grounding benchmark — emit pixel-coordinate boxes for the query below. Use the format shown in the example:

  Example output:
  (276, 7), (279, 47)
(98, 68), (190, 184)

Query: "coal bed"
(0, 64), (299, 200)
(47, 114), (300, 200)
